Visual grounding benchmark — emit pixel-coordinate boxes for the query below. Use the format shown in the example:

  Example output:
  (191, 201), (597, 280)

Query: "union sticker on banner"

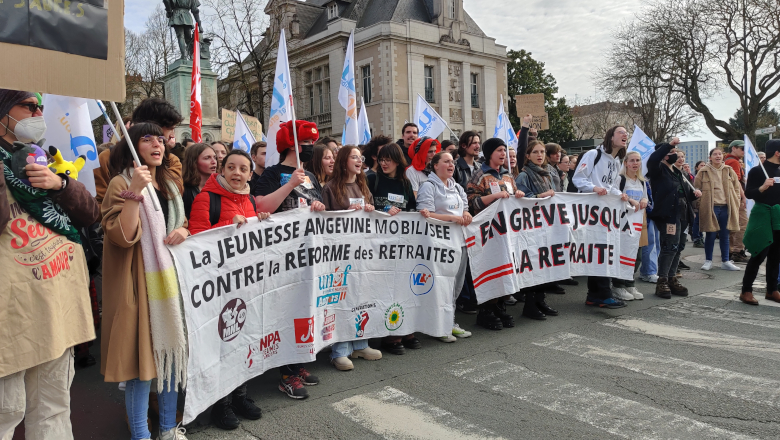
(169, 209), (465, 423)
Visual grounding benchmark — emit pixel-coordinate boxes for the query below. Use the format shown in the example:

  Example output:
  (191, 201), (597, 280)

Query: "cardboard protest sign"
(169, 209), (464, 423)
(221, 108), (263, 143)
(515, 94), (549, 130)
(0, 0), (125, 101)
(464, 194), (642, 303)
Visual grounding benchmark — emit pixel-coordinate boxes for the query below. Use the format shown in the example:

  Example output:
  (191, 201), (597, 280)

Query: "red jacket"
(724, 153), (745, 182)
(188, 174), (257, 235)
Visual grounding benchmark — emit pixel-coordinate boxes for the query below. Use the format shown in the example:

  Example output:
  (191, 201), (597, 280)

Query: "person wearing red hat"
(251, 120), (325, 400)
(405, 136), (441, 197)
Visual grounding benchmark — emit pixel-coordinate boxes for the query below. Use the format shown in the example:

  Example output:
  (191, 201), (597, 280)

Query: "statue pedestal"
(163, 59), (221, 143)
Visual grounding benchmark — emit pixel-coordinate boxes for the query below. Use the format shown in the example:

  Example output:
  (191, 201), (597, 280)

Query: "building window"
(424, 65), (434, 103)
(449, 0), (455, 19)
(361, 65), (372, 104)
(470, 73), (479, 108)
(305, 65), (331, 116)
(328, 3), (338, 20)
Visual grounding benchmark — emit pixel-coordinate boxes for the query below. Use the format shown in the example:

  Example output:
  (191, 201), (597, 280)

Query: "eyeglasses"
(378, 158), (395, 164)
(16, 102), (44, 113)
(350, 155), (365, 163)
(140, 135), (166, 145)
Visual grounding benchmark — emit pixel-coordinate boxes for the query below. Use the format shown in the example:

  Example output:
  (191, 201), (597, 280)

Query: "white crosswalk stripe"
(603, 317), (780, 361)
(534, 332), (780, 407)
(332, 386), (506, 440)
(700, 290), (780, 309)
(656, 301), (780, 328)
(448, 358), (757, 440)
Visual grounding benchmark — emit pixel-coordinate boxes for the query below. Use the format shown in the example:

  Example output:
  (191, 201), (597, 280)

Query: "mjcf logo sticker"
(409, 264), (434, 296)
(218, 298), (247, 342)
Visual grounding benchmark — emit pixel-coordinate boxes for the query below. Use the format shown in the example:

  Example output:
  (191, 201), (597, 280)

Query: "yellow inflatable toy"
(48, 146), (86, 180)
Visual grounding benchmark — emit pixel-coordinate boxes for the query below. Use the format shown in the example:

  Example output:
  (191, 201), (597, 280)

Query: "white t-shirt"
(623, 176), (646, 202)
(406, 167), (429, 192)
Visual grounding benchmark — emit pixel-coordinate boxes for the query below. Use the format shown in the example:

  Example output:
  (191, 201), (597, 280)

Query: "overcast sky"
(126, 0), (752, 145)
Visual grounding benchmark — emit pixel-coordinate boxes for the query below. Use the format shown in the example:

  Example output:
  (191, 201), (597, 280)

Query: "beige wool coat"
(693, 165), (741, 233)
(100, 176), (187, 382)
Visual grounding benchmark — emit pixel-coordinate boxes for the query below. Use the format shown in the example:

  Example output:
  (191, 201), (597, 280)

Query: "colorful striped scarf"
(121, 172), (188, 392)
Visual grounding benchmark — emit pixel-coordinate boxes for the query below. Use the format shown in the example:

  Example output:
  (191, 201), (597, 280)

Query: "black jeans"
(587, 276), (611, 299)
(656, 198), (688, 279)
(742, 230), (780, 294)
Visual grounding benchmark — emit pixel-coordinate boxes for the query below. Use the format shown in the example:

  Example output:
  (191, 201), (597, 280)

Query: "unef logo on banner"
(316, 265), (351, 307)
(410, 264), (434, 295)
(218, 298), (247, 342)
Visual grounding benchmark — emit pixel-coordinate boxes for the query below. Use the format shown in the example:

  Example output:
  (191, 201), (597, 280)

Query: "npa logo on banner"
(169, 209), (464, 423)
(463, 194), (643, 303)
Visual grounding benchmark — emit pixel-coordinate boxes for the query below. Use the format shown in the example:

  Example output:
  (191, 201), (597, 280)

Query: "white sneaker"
(350, 347), (382, 360)
(702, 260), (713, 271)
(452, 323), (472, 338)
(439, 334), (457, 343)
(611, 287), (634, 301)
(639, 274), (658, 283)
(722, 261), (741, 271)
(627, 286), (644, 300)
(158, 426), (188, 440)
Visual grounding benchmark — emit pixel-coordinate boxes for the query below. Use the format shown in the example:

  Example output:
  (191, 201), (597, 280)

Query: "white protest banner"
(42, 95), (100, 195)
(169, 209), (464, 423)
(463, 194), (642, 303)
(626, 125), (655, 176)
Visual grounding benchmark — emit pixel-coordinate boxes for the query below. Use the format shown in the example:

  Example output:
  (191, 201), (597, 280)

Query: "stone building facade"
(238, 0), (508, 142)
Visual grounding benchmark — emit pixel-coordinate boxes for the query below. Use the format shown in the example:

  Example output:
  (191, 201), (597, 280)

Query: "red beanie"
(276, 120), (319, 153)
(408, 136), (441, 171)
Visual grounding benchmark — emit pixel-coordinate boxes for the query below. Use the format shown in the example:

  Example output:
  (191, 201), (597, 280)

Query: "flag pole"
(289, 96), (301, 169)
(108, 101), (161, 211)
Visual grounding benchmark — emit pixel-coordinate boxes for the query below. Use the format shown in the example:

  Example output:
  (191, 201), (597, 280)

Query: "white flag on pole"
(339, 30), (359, 146)
(414, 94), (448, 140)
(493, 95), (518, 150)
(744, 135), (762, 215)
(357, 97), (371, 145)
(42, 95), (100, 195)
(626, 125), (656, 176)
(266, 29), (293, 167)
(233, 110), (257, 154)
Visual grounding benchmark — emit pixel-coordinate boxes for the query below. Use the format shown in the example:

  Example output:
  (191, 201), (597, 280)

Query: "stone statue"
(163, 0), (202, 60)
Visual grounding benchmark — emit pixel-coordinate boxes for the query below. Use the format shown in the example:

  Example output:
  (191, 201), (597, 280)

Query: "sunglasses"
(16, 102), (44, 113)
(140, 135), (166, 144)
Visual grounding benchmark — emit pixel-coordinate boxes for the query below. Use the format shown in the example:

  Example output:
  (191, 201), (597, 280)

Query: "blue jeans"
(705, 206), (730, 262)
(691, 212), (702, 241)
(331, 340), (369, 359)
(125, 373), (178, 440)
(640, 219), (660, 276)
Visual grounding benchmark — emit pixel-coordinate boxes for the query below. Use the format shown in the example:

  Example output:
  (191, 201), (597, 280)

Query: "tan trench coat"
(693, 165), (741, 233)
(100, 176), (187, 382)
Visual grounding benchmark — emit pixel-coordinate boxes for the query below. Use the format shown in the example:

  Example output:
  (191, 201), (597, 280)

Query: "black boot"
(211, 395), (240, 430)
(522, 291), (547, 320)
(495, 300), (515, 328)
(476, 305), (503, 330)
(231, 384), (262, 420)
(535, 292), (558, 316)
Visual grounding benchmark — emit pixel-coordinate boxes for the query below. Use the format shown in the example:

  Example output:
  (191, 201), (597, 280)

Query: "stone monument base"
(162, 59), (221, 143)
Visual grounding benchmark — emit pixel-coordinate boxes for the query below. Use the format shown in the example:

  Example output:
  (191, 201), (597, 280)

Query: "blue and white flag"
(339, 30), (359, 146)
(266, 29), (293, 167)
(233, 110), (257, 154)
(357, 97), (371, 145)
(414, 94), (448, 140)
(626, 125), (655, 176)
(42, 95), (100, 195)
(493, 95), (518, 151)
(261, 131), (267, 143)
(744, 135), (763, 216)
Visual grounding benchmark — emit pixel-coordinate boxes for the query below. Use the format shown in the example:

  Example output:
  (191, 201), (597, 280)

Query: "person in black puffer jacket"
(646, 137), (701, 299)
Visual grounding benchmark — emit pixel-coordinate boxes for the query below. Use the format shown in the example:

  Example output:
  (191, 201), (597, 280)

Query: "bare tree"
(205, 0), (276, 122)
(571, 98), (639, 141)
(642, 0), (780, 143)
(597, 25), (700, 143)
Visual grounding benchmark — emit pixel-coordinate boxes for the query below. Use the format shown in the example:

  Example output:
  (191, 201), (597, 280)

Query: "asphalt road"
(16, 242), (780, 440)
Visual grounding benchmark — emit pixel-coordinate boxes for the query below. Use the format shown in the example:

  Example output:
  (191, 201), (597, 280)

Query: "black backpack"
(208, 192), (257, 226)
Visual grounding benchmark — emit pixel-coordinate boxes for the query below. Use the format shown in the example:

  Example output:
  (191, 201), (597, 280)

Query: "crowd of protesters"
(1, 89), (776, 440)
